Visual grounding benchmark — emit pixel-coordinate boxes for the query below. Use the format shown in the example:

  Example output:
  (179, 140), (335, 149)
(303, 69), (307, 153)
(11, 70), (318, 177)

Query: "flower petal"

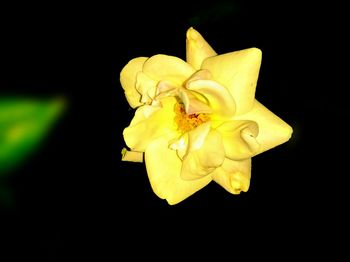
(168, 133), (188, 160)
(178, 88), (212, 114)
(201, 48), (262, 115)
(121, 148), (143, 162)
(212, 158), (251, 194)
(143, 54), (195, 86)
(216, 120), (260, 160)
(186, 122), (211, 151)
(186, 79), (235, 118)
(135, 72), (157, 104)
(234, 100), (293, 154)
(145, 134), (212, 205)
(181, 129), (225, 180)
(120, 57), (148, 108)
(186, 27), (217, 70)
(123, 97), (178, 152)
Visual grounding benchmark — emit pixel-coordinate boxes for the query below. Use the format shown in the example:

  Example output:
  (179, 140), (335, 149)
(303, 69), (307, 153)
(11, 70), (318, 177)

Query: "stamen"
(174, 102), (210, 133)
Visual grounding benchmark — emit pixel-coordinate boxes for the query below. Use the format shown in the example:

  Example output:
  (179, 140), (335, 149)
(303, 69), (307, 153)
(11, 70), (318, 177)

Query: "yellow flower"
(120, 27), (292, 205)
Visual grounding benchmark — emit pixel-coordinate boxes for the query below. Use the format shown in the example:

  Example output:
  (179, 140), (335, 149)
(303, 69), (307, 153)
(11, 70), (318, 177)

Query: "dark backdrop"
(0, 1), (346, 260)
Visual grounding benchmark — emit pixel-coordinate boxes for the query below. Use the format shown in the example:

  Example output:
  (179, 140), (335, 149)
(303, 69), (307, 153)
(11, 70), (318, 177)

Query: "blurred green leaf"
(189, 1), (238, 26)
(0, 97), (65, 175)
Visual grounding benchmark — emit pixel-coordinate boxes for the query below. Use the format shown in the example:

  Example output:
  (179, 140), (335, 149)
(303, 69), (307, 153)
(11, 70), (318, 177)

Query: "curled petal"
(168, 122), (211, 161)
(181, 129), (225, 180)
(212, 158), (251, 194)
(186, 79), (236, 118)
(120, 57), (148, 108)
(201, 48), (262, 115)
(186, 69), (213, 83)
(143, 54), (195, 86)
(145, 134), (212, 205)
(123, 97), (178, 152)
(156, 80), (179, 98)
(168, 133), (189, 160)
(217, 120), (260, 160)
(178, 88), (212, 114)
(234, 100), (293, 154)
(186, 27), (217, 70)
(187, 122), (211, 151)
(135, 72), (157, 104)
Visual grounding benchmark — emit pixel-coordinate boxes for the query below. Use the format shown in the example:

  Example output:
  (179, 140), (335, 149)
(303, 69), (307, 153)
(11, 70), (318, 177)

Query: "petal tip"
(230, 172), (250, 194)
(285, 124), (294, 141)
(165, 198), (180, 205)
(186, 27), (199, 41)
(247, 47), (262, 62)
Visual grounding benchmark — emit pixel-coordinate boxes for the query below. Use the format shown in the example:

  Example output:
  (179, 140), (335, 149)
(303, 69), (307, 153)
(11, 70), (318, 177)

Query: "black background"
(0, 1), (347, 260)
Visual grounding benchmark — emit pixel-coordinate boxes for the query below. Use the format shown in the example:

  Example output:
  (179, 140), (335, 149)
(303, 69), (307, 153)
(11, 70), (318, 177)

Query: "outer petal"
(212, 158), (251, 194)
(234, 100), (293, 154)
(181, 129), (225, 180)
(186, 27), (217, 70)
(216, 120), (260, 160)
(145, 134), (212, 205)
(143, 54), (195, 86)
(120, 57), (148, 108)
(201, 48), (262, 115)
(123, 97), (178, 152)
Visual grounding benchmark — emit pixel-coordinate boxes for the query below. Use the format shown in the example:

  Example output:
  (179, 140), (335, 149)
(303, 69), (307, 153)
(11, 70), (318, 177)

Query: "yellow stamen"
(174, 102), (210, 133)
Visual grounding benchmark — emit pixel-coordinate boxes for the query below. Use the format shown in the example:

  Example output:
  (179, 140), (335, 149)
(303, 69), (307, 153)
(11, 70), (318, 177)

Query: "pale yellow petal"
(128, 104), (161, 127)
(120, 57), (148, 108)
(123, 97), (178, 152)
(201, 48), (262, 115)
(186, 27), (217, 70)
(234, 100), (293, 154)
(168, 133), (188, 160)
(186, 79), (235, 118)
(186, 122), (211, 151)
(186, 69), (213, 83)
(121, 148), (143, 162)
(156, 80), (179, 98)
(216, 120), (260, 160)
(145, 134), (212, 205)
(212, 158), (251, 194)
(181, 129), (225, 180)
(135, 72), (157, 104)
(143, 54), (195, 86)
(178, 88), (212, 114)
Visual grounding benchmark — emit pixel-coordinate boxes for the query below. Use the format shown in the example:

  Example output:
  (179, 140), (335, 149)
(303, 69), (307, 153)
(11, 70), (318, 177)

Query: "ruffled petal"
(135, 72), (157, 104)
(120, 57), (148, 108)
(143, 54), (195, 86)
(168, 133), (188, 160)
(217, 120), (260, 160)
(233, 100), (293, 154)
(201, 48), (262, 115)
(186, 79), (235, 118)
(212, 158), (251, 194)
(145, 134), (212, 205)
(123, 97), (178, 152)
(178, 88), (212, 114)
(181, 128), (225, 180)
(186, 27), (217, 70)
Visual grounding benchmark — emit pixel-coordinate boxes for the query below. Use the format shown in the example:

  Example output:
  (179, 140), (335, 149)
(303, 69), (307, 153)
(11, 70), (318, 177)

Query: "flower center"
(174, 102), (210, 133)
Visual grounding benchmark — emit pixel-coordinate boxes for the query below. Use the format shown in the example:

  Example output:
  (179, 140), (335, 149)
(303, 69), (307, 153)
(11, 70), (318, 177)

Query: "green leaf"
(0, 97), (65, 175)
